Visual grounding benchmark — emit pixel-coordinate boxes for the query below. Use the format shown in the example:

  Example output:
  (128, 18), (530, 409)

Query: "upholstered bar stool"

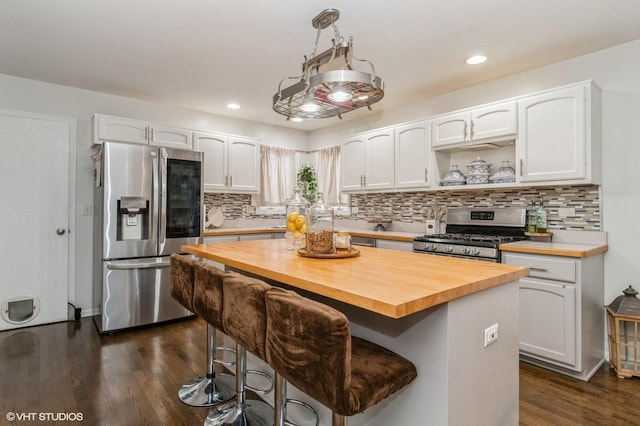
(169, 255), (235, 407)
(204, 272), (274, 426)
(265, 287), (418, 426)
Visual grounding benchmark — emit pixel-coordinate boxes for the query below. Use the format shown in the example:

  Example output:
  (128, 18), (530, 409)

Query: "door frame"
(0, 109), (76, 316)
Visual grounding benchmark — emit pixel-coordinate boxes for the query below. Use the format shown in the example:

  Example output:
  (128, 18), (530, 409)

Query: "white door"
(0, 110), (74, 330)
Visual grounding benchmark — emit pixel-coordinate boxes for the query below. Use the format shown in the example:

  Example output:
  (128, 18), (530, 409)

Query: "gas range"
(413, 208), (526, 262)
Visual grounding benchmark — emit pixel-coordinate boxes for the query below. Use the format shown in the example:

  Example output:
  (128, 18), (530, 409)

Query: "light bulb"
(300, 100), (321, 112)
(328, 87), (353, 102)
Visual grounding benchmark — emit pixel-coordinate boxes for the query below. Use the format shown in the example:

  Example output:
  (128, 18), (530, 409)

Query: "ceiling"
(2, 1), (640, 132)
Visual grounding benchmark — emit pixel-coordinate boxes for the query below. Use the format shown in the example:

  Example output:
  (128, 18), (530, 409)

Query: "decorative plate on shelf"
(297, 248), (360, 259)
(206, 208), (225, 228)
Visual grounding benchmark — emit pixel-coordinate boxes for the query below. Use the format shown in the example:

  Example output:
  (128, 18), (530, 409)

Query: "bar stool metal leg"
(274, 372), (319, 426)
(178, 324), (235, 407)
(204, 342), (274, 426)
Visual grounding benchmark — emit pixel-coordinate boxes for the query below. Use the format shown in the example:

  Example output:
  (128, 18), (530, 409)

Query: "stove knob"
(463, 247), (470, 255)
(473, 248), (481, 256)
(446, 245), (454, 253)
(429, 244), (437, 251)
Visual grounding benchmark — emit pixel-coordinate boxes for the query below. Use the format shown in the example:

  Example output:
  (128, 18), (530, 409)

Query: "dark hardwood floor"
(1, 317), (639, 426)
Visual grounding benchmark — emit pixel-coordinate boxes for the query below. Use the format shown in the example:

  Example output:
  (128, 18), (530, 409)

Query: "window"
(253, 144), (341, 213)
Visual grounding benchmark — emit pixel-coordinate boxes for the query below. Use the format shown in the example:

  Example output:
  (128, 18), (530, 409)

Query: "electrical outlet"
(483, 323), (499, 347)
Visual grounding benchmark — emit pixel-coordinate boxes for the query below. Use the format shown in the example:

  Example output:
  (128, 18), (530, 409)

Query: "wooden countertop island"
(183, 239), (528, 318)
(182, 239), (529, 426)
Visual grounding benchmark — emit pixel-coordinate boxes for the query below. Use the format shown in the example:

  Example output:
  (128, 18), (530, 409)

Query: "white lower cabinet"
(502, 251), (604, 380)
(519, 277), (576, 366)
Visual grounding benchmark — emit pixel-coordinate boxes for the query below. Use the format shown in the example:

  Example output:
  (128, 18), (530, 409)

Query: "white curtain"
(253, 145), (297, 206)
(316, 145), (341, 205)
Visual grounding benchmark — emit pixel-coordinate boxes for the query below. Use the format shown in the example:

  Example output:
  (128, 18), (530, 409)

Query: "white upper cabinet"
(194, 131), (227, 192)
(432, 101), (517, 148)
(228, 136), (260, 193)
(365, 130), (395, 190)
(341, 136), (367, 191)
(395, 120), (431, 189)
(471, 102), (518, 141)
(148, 124), (193, 149)
(517, 82), (600, 184)
(340, 129), (395, 192)
(193, 131), (260, 194)
(93, 114), (192, 149)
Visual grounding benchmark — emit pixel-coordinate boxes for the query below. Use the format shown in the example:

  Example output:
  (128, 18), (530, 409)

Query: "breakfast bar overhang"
(182, 239), (529, 426)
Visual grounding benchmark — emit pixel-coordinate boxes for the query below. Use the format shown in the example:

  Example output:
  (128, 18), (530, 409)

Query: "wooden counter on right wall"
(500, 231), (608, 381)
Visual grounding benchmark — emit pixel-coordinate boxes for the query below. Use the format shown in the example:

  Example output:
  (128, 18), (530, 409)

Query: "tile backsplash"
(204, 185), (601, 231)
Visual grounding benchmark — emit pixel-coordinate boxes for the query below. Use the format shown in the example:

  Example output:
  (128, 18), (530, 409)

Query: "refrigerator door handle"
(150, 150), (159, 253)
(158, 148), (168, 253)
(106, 260), (171, 270)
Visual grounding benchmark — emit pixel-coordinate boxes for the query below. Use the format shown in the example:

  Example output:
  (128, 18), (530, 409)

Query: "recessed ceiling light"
(226, 103), (241, 109)
(291, 117), (303, 122)
(465, 55), (487, 65)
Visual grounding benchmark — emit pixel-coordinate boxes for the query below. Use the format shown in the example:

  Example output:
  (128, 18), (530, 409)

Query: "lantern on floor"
(605, 285), (640, 378)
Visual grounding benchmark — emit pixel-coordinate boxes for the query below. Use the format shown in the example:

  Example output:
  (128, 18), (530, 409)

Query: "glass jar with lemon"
(285, 187), (308, 250)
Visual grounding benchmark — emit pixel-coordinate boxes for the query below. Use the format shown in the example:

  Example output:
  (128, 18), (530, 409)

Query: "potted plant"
(297, 163), (317, 203)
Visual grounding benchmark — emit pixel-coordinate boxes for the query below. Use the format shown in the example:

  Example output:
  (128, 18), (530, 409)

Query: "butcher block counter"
(182, 239), (528, 426)
(500, 240), (608, 258)
(182, 239), (528, 318)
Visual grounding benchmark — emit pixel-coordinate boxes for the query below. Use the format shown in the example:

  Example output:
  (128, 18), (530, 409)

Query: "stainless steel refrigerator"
(93, 141), (203, 333)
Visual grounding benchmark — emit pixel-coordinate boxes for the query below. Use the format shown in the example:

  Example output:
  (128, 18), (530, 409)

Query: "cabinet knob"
(56, 228), (66, 235)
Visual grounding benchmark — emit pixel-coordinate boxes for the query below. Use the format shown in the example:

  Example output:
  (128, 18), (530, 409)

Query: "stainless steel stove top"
(413, 208), (526, 261)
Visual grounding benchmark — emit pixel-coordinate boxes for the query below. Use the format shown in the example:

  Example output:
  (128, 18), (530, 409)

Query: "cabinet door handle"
(424, 168), (428, 182)
(145, 126), (148, 140)
(470, 120), (474, 139)
(464, 121), (468, 140)
(150, 128), (155, 141)
(520, 159), (525, 176)
(363, 175), (367, 186)
(229, 175), (233, 187)
(530, 267), (548, 272)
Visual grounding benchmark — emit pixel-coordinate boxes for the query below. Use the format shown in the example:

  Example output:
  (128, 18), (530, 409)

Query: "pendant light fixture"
(273, 9), (384, 120)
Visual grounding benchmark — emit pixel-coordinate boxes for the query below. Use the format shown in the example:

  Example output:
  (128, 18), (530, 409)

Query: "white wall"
(0, 74), (308, 315)
(309, 38), (640, 311)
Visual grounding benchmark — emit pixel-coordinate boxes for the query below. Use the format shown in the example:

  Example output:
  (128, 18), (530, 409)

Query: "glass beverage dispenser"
(285, 187), (308, 250)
